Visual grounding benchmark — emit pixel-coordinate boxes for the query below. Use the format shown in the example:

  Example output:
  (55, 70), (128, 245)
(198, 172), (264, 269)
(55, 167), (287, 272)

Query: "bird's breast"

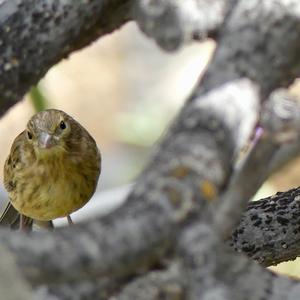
(10, 153), (100, 221)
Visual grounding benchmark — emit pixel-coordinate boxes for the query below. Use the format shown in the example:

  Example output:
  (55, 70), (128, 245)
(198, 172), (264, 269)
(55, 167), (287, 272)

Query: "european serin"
(3, 109), (101, 229)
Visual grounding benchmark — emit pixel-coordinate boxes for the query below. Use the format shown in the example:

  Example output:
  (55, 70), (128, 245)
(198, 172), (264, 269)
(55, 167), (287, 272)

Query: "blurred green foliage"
(29, 85), (48, 112)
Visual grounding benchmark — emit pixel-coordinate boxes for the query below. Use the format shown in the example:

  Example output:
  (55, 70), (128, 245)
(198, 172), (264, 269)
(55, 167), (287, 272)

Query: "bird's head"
(26, 109), (79, 156)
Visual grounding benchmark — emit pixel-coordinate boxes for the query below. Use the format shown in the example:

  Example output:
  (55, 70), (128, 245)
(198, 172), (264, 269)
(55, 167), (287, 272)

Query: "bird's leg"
(67, 215), (73, 225)
(19, 214), (33, 231)
(34, 220), (54, 231)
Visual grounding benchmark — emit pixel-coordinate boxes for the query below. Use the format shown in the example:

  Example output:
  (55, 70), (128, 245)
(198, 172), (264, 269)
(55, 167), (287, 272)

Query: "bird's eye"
(59, 121), (66, 130)
(27, 131), (33, 140)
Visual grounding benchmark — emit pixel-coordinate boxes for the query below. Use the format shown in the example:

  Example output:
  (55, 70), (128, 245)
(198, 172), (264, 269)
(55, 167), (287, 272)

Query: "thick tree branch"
(179, 223), (300, 300)
(196, 0), (300, 97)
(3, 200), (176, 287)
(134, 0), (233, 50)
(0, 0), (131, 116)
(230, 187), (300, 267)
(0, 245), (32, 300)
(112, 263), (184, 300)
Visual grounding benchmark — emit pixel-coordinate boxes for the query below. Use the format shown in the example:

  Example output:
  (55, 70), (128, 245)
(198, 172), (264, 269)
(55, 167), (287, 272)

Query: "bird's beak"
(38, 132), (56, 149)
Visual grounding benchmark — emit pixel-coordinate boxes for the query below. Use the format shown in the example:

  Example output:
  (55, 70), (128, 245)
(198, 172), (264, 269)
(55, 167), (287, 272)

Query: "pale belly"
(10, 158), (98, 221)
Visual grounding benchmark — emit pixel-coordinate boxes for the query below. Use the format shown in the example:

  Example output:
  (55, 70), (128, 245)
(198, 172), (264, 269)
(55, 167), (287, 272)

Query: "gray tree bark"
(1, 0), (300, 299)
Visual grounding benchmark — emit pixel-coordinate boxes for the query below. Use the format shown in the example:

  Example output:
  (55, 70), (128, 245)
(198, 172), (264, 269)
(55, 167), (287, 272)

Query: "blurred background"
(0, 22), (299, 276)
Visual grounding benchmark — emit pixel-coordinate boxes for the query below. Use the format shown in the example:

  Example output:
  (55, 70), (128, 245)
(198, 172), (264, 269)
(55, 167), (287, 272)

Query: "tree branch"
(112, 263), (184, 300)
(134, 0), (233, 50)
(199, 0), (300, 97)
(3, 201), (176, 287)
(0, 0), (132, 116)
(179, 223), (300, 300)
(230, 187), (300, 267)
(0, 245), (32, 300)
(213, 90), (300, 240)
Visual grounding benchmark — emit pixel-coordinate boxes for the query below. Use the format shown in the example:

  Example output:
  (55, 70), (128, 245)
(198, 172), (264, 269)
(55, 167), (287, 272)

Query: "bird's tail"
(0, 202), (53, 230)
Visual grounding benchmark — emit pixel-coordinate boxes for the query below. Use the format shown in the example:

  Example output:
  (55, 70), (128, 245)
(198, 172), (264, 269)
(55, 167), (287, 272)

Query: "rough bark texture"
(230, 187), (300, 267)
(196, 0), (300, 97)
(0, 0), (132, 116)
(0, 245), (32, 300)
(213, 90), (300, 240)
(0, 0), (300, 299)
(134, 0), (232, 50)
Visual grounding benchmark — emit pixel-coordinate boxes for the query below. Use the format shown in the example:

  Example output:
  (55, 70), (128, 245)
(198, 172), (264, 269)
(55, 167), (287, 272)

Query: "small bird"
(2, 109), (101, 230)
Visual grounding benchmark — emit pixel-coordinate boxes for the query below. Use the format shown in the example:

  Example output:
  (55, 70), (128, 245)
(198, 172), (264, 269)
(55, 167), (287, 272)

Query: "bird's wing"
(1, 132), (52, 230)
(3, 131), (26, 195)
(1, 133), (25, 228)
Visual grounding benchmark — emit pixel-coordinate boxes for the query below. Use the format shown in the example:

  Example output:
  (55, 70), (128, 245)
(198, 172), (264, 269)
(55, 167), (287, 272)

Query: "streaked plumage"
(3, 109), (101, 223)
